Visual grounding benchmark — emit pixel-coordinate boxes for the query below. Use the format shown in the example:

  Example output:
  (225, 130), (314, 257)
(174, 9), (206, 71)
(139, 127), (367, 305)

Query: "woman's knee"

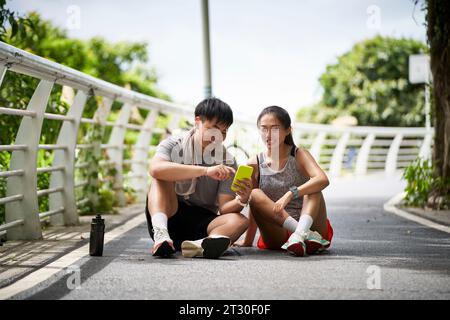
(303, 191), (322, 203)
(249, 188), (266, 206)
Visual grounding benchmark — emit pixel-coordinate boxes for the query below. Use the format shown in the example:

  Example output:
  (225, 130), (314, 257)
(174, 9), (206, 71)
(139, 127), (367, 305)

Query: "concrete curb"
(383, 192), (450, 234)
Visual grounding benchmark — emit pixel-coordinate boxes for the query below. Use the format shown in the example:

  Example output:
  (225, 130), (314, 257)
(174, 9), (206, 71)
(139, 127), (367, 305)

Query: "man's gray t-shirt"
(154, 135), (237, 214)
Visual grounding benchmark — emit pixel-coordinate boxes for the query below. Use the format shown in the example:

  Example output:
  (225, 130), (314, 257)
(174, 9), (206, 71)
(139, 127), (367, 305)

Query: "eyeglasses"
(259, 126), (281, 134)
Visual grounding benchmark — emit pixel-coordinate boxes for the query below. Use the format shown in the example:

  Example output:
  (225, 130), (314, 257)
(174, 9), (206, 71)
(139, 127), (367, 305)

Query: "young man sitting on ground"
(145, 97), (252, 259)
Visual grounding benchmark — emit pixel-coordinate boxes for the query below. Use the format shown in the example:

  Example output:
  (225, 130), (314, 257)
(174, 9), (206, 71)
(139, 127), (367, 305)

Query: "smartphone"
(231, 165), (254, 192)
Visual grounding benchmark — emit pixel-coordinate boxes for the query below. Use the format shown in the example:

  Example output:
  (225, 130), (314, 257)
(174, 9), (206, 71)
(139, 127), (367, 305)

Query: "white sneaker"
(182, 236), (230, 259)
(152, 227), (175, 257)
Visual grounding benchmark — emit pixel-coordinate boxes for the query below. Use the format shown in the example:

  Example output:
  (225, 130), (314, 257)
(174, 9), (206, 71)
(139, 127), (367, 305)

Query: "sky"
(9, 0), (427, 120)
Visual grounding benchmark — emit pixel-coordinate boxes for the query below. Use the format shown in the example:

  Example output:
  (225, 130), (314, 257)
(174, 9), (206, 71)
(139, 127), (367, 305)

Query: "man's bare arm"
(149, 157), (236, 182)
(149, 157), (206, 181)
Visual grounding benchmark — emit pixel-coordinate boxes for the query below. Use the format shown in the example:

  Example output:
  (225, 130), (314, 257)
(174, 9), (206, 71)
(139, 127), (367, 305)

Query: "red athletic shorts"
(257, 218), (334, 250)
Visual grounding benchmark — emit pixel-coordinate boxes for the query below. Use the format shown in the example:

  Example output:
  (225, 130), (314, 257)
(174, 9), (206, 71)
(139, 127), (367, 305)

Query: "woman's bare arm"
(235, 155), (259, 246)
(247, 155), (259, 190)
(242, 209), (257, 246)
(295, 148), (330, 196)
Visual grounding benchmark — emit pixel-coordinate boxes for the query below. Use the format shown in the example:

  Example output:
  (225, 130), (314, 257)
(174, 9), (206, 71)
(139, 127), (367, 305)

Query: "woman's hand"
(234, 178), (253, 204)
(232, 240), (253, 247)
(273, 191), (293, 214)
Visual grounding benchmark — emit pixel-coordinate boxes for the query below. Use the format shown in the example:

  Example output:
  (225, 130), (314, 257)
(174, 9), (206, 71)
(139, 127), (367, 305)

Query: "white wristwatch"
(235, 195), (250, 207)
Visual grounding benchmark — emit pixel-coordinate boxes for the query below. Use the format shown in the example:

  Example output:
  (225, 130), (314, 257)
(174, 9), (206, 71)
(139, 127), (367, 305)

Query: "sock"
(209, 234), (229, 239)
(282, 216), (298, 233)
(190, 235), (229, 249)
(191, 238), (204, 246)
(294, 214), (313, 235)
(151, 212), (168, 229)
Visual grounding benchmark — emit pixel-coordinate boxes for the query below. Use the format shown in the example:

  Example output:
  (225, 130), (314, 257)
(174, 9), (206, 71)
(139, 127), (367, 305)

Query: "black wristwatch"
(289, 186), (299, 200)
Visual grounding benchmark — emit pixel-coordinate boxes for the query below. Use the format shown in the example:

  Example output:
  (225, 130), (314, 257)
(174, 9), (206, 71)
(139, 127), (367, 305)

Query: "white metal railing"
(289, 122), (434, 177)
(227, 119), (434, 177)
(0, 41), (434, 241)
(0, 41), (192, 240)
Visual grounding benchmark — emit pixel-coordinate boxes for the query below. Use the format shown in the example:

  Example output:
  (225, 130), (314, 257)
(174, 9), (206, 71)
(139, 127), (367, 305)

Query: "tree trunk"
(427, 0), (450, 209)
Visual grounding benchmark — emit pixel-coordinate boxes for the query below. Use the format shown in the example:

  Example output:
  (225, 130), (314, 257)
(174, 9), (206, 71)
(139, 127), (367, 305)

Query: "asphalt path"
(14, 174), (450, 300)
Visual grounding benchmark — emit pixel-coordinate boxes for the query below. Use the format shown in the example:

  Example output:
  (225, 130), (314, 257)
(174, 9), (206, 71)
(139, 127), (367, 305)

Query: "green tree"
(402, 0), (450, 210)
(1, 10), (170, 222)
(6, 12), (169, 102)
(0, 0), (31, 41)
(424, 0), (450, 208)
(297, 36), (428, 127)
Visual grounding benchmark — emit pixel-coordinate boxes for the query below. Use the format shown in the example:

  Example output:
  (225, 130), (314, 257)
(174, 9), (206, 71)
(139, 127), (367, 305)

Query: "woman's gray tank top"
(257, 147), (309, 220)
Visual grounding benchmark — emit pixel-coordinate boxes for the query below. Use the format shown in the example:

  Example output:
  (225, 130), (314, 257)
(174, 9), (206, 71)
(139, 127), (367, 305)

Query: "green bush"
(403, 158), (433, 207)
(402, 157), (449, 209)
(98, 187), (116, 214)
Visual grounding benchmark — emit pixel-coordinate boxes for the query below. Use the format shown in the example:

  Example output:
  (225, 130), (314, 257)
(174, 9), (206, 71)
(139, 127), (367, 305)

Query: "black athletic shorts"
(145, 197), (219, 251)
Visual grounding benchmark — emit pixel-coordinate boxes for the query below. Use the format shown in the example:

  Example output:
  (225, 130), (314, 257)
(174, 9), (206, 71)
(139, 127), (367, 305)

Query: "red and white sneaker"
(152, 227), (175, 257)
(282, 232), (307, 257)
(305, 230), (330, 255)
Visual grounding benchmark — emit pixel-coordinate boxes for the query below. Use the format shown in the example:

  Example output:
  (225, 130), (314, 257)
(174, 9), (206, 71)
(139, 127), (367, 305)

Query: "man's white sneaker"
(282, 231), (307, 257)
(152, 227), (175, 257)
(181, 236), (230, 259)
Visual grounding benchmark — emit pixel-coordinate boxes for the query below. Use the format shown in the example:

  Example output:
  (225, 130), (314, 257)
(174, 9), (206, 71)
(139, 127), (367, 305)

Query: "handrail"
(0, 42), (193, 117)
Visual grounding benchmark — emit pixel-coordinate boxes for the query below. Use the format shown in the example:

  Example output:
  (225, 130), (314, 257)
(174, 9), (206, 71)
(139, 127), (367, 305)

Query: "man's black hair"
(195, 97), (233, 127)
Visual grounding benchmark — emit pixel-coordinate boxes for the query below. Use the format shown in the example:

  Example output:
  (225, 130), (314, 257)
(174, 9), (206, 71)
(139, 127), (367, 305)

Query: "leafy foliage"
(297, 36), (429, 127)
(403, 158), (449, 209)
(1, 9), (170, 223)
(0, 0), (31, 41)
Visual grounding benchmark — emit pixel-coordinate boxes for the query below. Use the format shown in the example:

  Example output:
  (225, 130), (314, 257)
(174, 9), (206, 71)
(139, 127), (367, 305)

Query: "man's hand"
(273, 191), (293, 215)
(206, 164), (236, 181)
(233, 178), (252, 204)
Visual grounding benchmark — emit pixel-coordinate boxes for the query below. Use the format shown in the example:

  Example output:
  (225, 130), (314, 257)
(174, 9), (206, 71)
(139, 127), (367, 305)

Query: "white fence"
(0, 42), (433, 240)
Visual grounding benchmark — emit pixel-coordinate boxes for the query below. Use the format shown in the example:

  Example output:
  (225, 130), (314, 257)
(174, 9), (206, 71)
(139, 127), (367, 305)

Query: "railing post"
(418, 132), (433, 160)
(168, 113), (181, 135)
(5, 80), (54, 240)
(107, 103), (132, 207)
(310, 132), (326, 162)
(49, 90), (88, 226)
(0, 64), (7, 85)
(130, 109), (158, 202)
(355, 133), (375, 175)
(329, 132), (350, 177)
(86, 97), (114, 210)
(385, 134), (403, 175)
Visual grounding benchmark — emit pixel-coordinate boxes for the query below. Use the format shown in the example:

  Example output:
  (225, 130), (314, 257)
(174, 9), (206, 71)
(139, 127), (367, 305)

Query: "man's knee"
(147, 179), (178, 215)
(148, 178), (175, 193)
(225, 213), (249, 231)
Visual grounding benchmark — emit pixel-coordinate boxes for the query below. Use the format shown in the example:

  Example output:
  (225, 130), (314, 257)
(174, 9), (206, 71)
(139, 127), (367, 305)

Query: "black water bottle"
(89, 214), (105, 256)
